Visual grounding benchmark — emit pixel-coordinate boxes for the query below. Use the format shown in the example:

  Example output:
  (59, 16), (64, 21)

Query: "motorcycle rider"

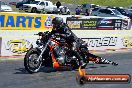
(50, 17), (118, 68)
(51, 17), (88, 67)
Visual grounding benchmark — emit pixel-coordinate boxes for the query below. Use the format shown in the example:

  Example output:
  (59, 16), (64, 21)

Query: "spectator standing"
(56, 1), (61, 9)
(89, 8), (92, 16)
(75, 5), (81, 15)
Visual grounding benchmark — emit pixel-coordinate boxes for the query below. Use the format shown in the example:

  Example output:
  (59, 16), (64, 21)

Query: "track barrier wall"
(0, 12), (132, 56)
(66, 17), (130, 30)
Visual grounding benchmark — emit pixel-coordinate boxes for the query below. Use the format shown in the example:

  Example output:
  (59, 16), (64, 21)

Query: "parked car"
(23, 0), (40, 12)
(112, 7), (132, 20)
(128, 5), (132, 9)
(23, 0), (57, 13)
(92, 7), (100, 12)
(16, 0), (42, 10)
(123, 9), (132, 20)
(128, 9), (132, 13)
(16, 0), (32, 9)
(91, 8), (129, 19)
(81, 4), (99, 13)
(0, 2), (13, 12)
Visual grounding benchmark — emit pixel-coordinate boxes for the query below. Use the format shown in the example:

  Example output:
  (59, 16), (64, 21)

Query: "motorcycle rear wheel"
(24, 48), (42, 74)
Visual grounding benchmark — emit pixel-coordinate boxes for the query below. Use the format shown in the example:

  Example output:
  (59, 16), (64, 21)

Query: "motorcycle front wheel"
(24, 48), (42, 74)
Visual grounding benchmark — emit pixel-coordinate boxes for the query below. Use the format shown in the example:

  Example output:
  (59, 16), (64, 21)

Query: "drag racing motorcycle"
(24, 31), (118, 74)
(24, 31), (86, 73)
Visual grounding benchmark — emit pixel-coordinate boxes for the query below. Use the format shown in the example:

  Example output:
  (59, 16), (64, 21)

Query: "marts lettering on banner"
(0, 15), (41, 28)
(82, 37), (118, 47)
(5, 39), (33, 54)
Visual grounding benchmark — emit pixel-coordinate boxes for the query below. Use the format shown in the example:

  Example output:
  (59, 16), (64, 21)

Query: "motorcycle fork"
(37, 40), (50, 62)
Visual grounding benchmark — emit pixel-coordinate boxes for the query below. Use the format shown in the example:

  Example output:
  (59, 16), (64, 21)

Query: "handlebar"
(34, 32), (43, 36)
(34, 31), (50, 36)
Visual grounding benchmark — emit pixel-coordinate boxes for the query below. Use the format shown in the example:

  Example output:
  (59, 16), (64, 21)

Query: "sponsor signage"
(1, 30), (132, 56)
(5, 39), (33, 54)
(82, 19), (97, 29)
(66, 17), (129, 30)
(97, 18), (114, 30)
(0, 12), (54, 30)
(113, 19), (122, 30)
(122, 37), (132, 47)
(81, 37), (118, 47)
(122, 20), (128, 30)
(67, 20), (82, 29)
(66, 18), (97, 30)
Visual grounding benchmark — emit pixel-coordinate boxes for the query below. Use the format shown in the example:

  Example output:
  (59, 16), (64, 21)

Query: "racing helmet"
(52, 17), (63, 26)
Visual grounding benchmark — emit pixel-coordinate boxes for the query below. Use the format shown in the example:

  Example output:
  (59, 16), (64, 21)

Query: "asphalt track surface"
(0, 51), (132, 88)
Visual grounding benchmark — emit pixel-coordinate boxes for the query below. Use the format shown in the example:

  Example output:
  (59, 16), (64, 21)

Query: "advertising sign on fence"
(97, 18), (115, 30)
(66, 17), (130, 30)
(81, 37), (118, 47)
(0, 12), (132, 56)
(1, 30), (132, 56)
(0, 12), (54, 30)
(82, 19), (97, 29)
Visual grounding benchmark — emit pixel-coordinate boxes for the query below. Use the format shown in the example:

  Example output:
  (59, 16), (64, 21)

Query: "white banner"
(0, 30), (132, 56)
(72, 30), (132, 50)
(0, 30), (44, 56)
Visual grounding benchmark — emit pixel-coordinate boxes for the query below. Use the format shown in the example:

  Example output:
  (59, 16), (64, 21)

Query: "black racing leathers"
(51, 23), (74, 47)
(50, 23), (86, 66)
(50, 23), (118, 68)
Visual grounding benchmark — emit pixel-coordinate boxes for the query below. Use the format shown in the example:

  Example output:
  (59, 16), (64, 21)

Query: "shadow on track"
(14, 63), (108, 74)
(14, 66), (75, 74)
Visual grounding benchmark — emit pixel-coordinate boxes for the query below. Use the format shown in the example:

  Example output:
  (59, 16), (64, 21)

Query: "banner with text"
(0, 12), (54, 30)
(66, 17), (130, 30)
(0, 30), (132, 56)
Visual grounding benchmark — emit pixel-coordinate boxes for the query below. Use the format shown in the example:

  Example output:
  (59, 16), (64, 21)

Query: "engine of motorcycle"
(54, 46), (68, 65)
(56, 56), (65, 65)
